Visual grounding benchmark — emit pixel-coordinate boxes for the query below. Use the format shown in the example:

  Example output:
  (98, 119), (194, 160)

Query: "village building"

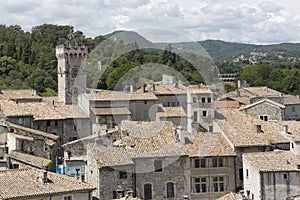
(0, 120), (59, 171)
(239, 98), (285, 121)
(214, 108), (290, 190)
(243, 150), (300, 200)
(0, 168), (95, 200)
(227, 85), (300, 120)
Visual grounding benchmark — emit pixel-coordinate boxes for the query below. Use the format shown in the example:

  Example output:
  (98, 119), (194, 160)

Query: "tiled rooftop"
(0, 98), (88, 120)
(189, 85), (214, 94)
(214, 97), (240, 109)
(146, 83), (187, 95)
(118, 121), (186, 158)
(186, 133), (236, 157)
(284, 94), (300, 105)
(216, 109), (288, 147)
(0, 168), (95, 199)
(241, 87), (282, 97)
(239, 98), (285, 110)
(9, 151), (52, 169)
(244, 150), (300, 172)
(0, 89), (42, 100)
(270, 121), (300, 142)
(216, 192), (242, 200)
(85, 90), (158, 101)
(3, 120), (59, 141)
(91, 107), (131, 116)
(89, 143), (134, 167)
(158, 106), (186, 117)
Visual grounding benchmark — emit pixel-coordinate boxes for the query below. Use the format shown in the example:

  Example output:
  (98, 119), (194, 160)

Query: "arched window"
(166, 182), (175, 198)
(144, 183), (152, 200)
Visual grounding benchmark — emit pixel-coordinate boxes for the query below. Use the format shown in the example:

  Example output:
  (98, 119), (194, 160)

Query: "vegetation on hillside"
(0, 24), (300, 95)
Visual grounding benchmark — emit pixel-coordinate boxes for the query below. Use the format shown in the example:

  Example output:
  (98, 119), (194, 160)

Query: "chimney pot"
(284, 125), (289, 134)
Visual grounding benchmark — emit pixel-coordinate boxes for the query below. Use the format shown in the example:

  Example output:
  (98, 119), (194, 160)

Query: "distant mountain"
(104, 31), (300, 63)
(198, 40), (300, 62)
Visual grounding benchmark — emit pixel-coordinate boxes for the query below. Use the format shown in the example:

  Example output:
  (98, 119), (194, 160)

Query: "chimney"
(255, 125), (262, 133)
(33, 90), (37, 96)
(38, 171), (48, 183)
(237, 80), (241, 89)
(130, 85), (134, 93)
(95, 137), (103, 146)
(237, 90), (241, 97)
(284, 125), (289, 134)
(176, 126), (184, 143)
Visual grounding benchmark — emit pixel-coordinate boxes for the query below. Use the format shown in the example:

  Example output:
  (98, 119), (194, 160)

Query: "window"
(292, 107), (296, 113)
(143, 110), (149, 120)
(202, 111), (207, 117)
(207, 97), (211, 103)
(144, 183), (152, 200)
(166, 182), (175, 198)
(63, 195), (72, 200)
(213, 177), (224, 192)
(259, 115), (268, 121)
(194, 159), (200, 168)
(283, 173), (288, 180)
(194, 177), (207, 193)
(292, 143), (294, 148)
(200, 159), (206, 168)
(193, 111), (198, 122)
(13, 164), (19, 169)
(201, 97), (205, 103)
(46, 120), (51, 127)
(193, 97), (197, 103)
(246, 169), (249, 178)
(119, 171), (127, 179)
(239, 168), (244, 181)
(55, 120), (58, 126)
(154, 160), (163, 172)
(144, 101), (148, 104)
(212, 158), (224, 167)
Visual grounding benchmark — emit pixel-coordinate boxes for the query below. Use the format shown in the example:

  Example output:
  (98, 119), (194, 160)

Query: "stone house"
(239, 98), (285, 121)
(7, 150), (52, 170)
(284, 95), (300, 120)
(243, 150), (300, 200)
(227, 86), (300, 120)
(77, 89), (158, 133)
(0, 168), (95, 200)
(214, 109), (290, 190)
(60, 128), (119, 181)
(186, 133), (237, 200)
(0, 120), (59, 171)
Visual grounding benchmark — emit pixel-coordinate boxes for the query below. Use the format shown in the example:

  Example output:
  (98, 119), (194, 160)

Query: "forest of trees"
(0, 24), (300, 95)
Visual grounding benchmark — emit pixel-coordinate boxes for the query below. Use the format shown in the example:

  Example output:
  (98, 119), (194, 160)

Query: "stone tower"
(56, 44), (87, 104)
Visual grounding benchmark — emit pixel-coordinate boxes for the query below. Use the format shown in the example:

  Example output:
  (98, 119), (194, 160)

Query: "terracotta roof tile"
(270, 121), (300, 142)
(284, 94), (300, 105)
(239, 98), (285, 110)
(187, 133), (236, 157)
(0, 168), (95, 199)
(244, 150), (300, 172)
(216, 109), (288, 147)
(118, 121), (186, 158)
(85, 90), (158, 101)
(0, 89), (42, 100)
(158, 106), (186, 117)
(9, 151), (52, 169)
(2, 120), (59, 141)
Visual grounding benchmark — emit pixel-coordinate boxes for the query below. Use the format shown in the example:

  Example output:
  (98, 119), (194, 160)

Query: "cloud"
(0, 0), (300, 44)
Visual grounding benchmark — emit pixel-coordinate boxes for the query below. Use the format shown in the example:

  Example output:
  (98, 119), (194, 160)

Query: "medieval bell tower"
(56, 43), (87, 104)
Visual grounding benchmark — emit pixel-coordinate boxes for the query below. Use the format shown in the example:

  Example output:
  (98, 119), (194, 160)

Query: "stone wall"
(241, 102), (284, 121)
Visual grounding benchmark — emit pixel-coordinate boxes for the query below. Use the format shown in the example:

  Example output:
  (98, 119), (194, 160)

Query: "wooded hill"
(1, 24), (300, 95)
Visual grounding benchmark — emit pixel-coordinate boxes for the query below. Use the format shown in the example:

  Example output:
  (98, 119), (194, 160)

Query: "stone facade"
(56, 44), (87, 105)
(240, 99), (285, 121)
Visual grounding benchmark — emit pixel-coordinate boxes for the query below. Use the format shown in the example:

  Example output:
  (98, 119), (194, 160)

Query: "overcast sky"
(1, 0), (300, 44)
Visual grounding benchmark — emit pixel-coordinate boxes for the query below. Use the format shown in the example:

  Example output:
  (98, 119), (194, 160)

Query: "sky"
(0, 0), (300, 44)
